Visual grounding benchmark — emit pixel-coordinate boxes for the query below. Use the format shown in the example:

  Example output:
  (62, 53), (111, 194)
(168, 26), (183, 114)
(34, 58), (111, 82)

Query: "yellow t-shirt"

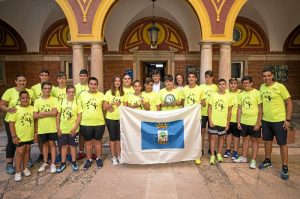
(31, 83), (42, 101)
(199, 84), (218, 116)
(209, 92), (233, 127)
(182, 85), (206, 107)
(141, 91), (160, 111)
(79, 91), (105, 126)
(260, 82), (290, 122)
(33, 96), (58, 134)
(159, 88), (182, 111)
(75, 83), (89, 98)
(58, 98), (82, 134)
(238, 89), (262, 126)
(104, 90), (126, 120)
(123, 86), (134, 104)
(226, 89), (241, 123)
(9, 105), (34, 142)
(52, 87), (66, 103)
(1, 87), (34, 122)
(127, 94), (143, 110)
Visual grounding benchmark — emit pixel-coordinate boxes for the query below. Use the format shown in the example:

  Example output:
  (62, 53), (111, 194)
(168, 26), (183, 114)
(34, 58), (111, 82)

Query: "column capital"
(198, 41), (214, 45)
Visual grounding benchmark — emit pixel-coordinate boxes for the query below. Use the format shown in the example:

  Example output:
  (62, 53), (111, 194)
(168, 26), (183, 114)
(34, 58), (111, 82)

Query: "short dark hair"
(151, 70), (160, 77)
(188, 71), (197, 78)
(16, 74), (26, 80)
(88, 77), (98, 84)
(40, 69), (49, 75)
(144, 77), (154, 84)
(41, 81), (52, 89)
(79, 69), (88, 75)
(66, 85), (75, 92)
(133, 80), (141, 86)
(262, 66), (274, 74)
(164, 74), (173, 82)
(229, 78), (238, 83)
(241, 76), (253, 83)
(57, 71), (66, 78)
(205, 70), (214, 77)
(19, 90), (29, 97)
(218, 79), (226, 83)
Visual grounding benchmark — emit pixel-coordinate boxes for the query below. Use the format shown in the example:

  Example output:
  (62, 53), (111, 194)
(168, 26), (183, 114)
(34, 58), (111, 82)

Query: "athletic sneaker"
(208, 149), (217, 157)
(233, 156), (247, 163)
(6, 163), (15, 175)
(111, 157), (119, 166)
(83, 160), (92, 170)
(217, 153), (223, 162)
(66, 154), (72, 162)
(258, 159), (272, 169)
(249, 159), (257, 169)
(35, 154), (44, 163)
(77, 152), (86, 160)
(71, 161), (79, 171)
(223, 150), (231, 158)
(96, 158), (103, 168)
(194, 159), (201, 165)
(23, 168), (31, 177)
(14, 172), (22, 182)
(56, 163), (66, 173)
(38, 162), (48, 173)
(280, 167), (289, 180)
(50, 164), (57, 174)
(209, 155), (216, 165)
(55, 154), (61, 164)
(27, 158), (34, 168)
(117, 156), (124, 165)
(231, 151), (239, 160)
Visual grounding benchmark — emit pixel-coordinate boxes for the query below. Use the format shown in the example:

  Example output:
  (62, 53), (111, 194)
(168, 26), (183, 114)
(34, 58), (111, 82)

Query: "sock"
(7, 162), (13, 165)
(282, 165), (288, 170)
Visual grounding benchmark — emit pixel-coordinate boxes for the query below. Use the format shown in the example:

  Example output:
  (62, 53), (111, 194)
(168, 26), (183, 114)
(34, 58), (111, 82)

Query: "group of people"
(0, 66), (292, 182)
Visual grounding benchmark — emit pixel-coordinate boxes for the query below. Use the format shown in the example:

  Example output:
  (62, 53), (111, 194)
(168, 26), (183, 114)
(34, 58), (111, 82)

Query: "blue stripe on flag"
(141, 120), (184, 149)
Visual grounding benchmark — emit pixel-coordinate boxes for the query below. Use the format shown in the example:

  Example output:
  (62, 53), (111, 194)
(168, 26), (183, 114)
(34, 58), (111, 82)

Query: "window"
(0, 61), (5, 85)
(64, 61), (73, 80)
(231, 61), (244, 79)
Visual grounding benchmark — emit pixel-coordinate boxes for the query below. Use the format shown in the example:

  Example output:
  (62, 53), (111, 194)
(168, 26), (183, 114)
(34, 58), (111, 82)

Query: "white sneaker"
(249, 159), (257, 169)
(117, 156), (124, 165)
(23, 168), (31, 177)
(50, 164), (56, 174)
(38, 162), (48, 173)
(112, 157), (118, 166)
(233, 156), (247, 163)
(14, 172), (22, 182)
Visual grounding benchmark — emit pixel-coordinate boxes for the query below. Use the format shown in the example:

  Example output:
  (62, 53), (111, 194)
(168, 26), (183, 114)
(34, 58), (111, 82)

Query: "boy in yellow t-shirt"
(199, 70), (218, 156)
(259, 67), (292, 180)
(141, 77), (160, 111)
(79, 77), (105, 170)
(33, 82), (58, 174)
(234, 76), (262, 170)
(224, 78), (241, 160)
(52, 71), (67, 103)
(181, 72), (206, 165)
(75, 69), (89, 160)
(122, 73), (134, 106)
(103, 76), (127, 166)
(9, 91), (34, 182)
(56, 85), (82, 173)
(159, 74), (182, 111)
(208, 79), (233, 165)
(128, 80), (148, 110)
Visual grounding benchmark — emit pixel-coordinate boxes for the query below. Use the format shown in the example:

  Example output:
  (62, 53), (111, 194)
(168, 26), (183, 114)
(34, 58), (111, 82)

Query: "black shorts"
(106, 119), (120, 141)
(240, 124), (261, 138)
(58, 134), (78, 147)
(262, 120), (287, 145)
(227, 122), (241, 137)
(17, 140), (33, 147)
(80, 125), (105, 141)
(208, 125), (226, 136)
(38, 133), (57, 144)
(201, 116), (210, 128)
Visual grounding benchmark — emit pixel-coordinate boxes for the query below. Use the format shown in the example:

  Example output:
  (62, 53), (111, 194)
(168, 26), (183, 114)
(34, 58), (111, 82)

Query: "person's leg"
(85, 140), (93, 159)
(70, 146), (77, 161)
(116, 141), (121, 157)
(110, 141), (116, 157)
(49, 141), (56, 165)
(218, 135), (225, 154)
(251, 137), (259, 160)
(23, 145), (30, 170)
(242, 136), (249, 158)
(265, 141), (273, 159)
(61, 145), (68, 163)
(42, 141), (49, 162)
(15, 145), (25, 173)
(233, 136), (240, 152)
(210, 134), (216, 156)
(94, 140), (102, 158)
(4, 121), (15, 165)
(225, 134), (232, 151)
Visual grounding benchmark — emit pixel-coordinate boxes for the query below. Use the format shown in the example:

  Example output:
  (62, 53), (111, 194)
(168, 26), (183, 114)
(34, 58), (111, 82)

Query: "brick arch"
(119, 17), (189, 53)
(283, 24), (300, 54)
(0, 19), (27, 54)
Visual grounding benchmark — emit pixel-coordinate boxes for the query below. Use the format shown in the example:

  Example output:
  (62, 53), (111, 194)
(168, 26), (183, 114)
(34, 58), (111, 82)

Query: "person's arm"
(283, 97), (293, 129)
(237, 104), (242, 130)
(70, 113), (82, 136)
(56, 112), (62, 137)
(254, 103), (262, 131)
(226, 106), (232, 131)
(0, 100), (16, 114)
(39, 108), (58, 117)
(208, 104), (214, 127)
(103, 100), (114, 112)
(9, 121), (19, 145)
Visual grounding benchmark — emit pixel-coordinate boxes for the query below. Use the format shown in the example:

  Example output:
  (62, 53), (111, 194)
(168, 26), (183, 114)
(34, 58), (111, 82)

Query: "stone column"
(72, 43), (84, 85)
(200, 42), (213, 84)
(219, 43), (232, 81)
(91, 42), (104, 92)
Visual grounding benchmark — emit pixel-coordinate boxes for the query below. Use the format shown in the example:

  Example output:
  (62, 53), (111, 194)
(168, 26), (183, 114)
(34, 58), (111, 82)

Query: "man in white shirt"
(151, 70), (165, 93)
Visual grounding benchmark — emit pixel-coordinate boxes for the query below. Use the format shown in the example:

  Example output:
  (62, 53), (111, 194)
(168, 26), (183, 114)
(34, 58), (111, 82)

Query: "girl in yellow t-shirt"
(141, 77), (160, 111)
(128, 80), (148, 110)
(103, 76), (126, 166)
(9, 91), (34, 182)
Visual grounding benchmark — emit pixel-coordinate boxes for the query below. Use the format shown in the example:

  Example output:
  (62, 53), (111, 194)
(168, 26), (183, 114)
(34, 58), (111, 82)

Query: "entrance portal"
(140, 61), (167, 85)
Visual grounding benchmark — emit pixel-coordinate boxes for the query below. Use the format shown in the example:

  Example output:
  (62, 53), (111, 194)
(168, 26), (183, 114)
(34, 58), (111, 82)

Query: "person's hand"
(225, 124), (230, 132)
(7, 107), (17, 113)
(70, 127), (77, 136)
(209, 122), (214, 128)
(253, 124), (260, 131)
(34, 134), (38, 143)
(237, 123), (242, 130)
(283, 120), (290, 130)
(57, 129), (62, 137)
(12, 136), (19, 145)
